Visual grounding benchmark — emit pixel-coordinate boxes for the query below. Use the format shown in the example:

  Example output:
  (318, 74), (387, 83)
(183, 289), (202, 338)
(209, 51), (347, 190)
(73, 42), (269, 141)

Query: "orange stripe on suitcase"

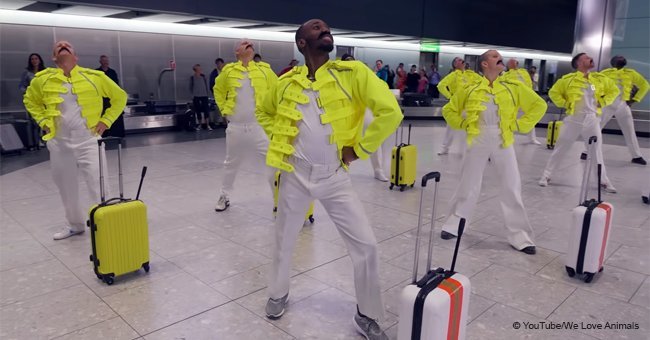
(439, 277), (464, 340)
(597, 203), (612, 269)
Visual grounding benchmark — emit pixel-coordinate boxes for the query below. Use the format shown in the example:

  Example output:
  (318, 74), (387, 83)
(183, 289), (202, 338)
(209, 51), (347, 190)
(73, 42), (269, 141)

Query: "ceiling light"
(52, 5), (129, 17)
(200, 20), (258, 28)
(134, 13), (200, 23)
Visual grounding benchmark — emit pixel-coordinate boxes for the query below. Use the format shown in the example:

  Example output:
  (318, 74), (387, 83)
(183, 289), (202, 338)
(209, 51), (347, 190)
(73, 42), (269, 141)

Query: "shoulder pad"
(255, 61), (272, 70)
(560, 72), (578, 80)
(330, 60), (356, 71)
(221, 63), (237, 72)
(80, 68), (105, 76)
(34, 68), (57, 78)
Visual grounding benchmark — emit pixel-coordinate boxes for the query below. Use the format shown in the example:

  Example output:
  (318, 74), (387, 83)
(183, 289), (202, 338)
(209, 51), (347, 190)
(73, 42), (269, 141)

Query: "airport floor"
(1, 121), (649, 340)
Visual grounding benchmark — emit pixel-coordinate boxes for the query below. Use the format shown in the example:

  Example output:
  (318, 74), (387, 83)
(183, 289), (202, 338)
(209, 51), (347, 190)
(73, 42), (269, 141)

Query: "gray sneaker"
(265, 293), (289, 319)
(215, 194), (230, 212)
(353, 313), (388, 340)
(53, 226), (84, 240)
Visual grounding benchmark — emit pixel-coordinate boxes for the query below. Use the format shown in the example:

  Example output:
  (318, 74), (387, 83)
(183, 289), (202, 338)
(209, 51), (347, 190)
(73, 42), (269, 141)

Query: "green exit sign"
(420, 42), (440, 52)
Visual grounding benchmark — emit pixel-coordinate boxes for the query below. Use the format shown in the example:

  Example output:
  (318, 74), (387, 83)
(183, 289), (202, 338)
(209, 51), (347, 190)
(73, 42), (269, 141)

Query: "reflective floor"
(1, 122), (648, 340)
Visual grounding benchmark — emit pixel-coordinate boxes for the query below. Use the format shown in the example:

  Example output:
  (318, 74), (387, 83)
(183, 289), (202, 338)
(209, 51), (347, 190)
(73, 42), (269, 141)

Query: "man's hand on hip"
(341, 146), (358, 166)
(95, 122), (108, 136)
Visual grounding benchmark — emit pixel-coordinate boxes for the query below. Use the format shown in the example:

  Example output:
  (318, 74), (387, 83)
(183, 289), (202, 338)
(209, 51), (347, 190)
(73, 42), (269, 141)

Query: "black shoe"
(519, 246), (536, 255)
(580, 152), (587, 160)
(440, 231), (457, 240)
(631, 157), (647, 165)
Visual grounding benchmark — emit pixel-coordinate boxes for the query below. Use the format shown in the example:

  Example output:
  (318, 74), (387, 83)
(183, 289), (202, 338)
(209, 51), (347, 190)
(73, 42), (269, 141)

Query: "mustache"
(319, 31), (332, 40)
(58, 47), (71, 54)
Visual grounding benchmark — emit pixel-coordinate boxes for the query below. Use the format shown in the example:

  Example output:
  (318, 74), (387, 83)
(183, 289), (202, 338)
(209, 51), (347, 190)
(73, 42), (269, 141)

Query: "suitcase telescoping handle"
(97, 137), (124, 203)
(136, 166), (148, 201)
(395, 123), (413, 147)
(579, 136), (600, 204)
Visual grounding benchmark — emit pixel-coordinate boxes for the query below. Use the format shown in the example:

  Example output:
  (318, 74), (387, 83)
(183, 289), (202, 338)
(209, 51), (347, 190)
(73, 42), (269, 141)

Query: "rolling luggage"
(0, 123), (25, 154)
(398, 172), (471, 340)
(546, 110), (564, 149)
(273, 171), (314, 224)
(565, 136), (613, 283)
(88, 137), (150, 285)
(390, 124), (417, 191)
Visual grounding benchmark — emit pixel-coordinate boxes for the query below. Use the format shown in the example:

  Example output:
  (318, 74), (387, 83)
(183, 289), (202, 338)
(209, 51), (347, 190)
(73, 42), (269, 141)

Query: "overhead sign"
(420, 42), (440, 52)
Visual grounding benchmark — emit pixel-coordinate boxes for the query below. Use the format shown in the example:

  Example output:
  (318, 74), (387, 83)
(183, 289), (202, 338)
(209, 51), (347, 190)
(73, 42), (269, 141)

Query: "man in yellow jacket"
(257, 19), (402, 339)
(437, 57), (482, 155)
(539, 53), (619, 192)
(440, 50), (546, 255)
(503, 58), (542, 145)
(585, 55), (648, 165)
(23, 41), (126, 240)
(213, 40), (278, 212)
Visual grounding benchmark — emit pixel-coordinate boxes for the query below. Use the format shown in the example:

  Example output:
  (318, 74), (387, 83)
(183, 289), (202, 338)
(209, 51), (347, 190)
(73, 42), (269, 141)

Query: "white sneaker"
(601, 183), (617, 193)
(538, 176), (549, 187)
(437, 148), (449, 155)
(53, 226), (84, 240)
(530, 138), (542, 145)
(215, 194), (230, 212)
(374, 170), (389, 182)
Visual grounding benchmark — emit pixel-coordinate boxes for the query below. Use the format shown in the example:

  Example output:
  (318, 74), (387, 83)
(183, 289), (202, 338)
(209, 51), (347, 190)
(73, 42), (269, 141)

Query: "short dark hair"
(477, 51), (490, 71)
(376, 59), (383, 64)
(193, 64), (201, 71)
(341, 53), (354, 61)
(215, 58), (224, 64)
(99, 55), (108, 59)
(571, 53), (586, 69)
(610, 55), (626, 68)
(254, 53), (262, 60)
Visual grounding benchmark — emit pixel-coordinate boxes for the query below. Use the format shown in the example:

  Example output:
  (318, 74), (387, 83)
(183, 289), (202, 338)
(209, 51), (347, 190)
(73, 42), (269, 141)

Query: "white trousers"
(220, 123), (274, 196)
(47, 130), (101, 231)
(597, 99), (642, 158)
(441, 125), (468, 153)
(442, 127), (535, 249)
(268, 157), (385, 321)
(517, 109), (539, 142)
(364, 110), (392, 173)
(542, 113), (611, 185)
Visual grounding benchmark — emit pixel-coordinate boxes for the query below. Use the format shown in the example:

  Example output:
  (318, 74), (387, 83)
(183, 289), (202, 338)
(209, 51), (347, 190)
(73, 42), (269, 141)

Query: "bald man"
(503, 58), (542, 145)
(23, 41), (127, 240)
(213, 40), (278, 212)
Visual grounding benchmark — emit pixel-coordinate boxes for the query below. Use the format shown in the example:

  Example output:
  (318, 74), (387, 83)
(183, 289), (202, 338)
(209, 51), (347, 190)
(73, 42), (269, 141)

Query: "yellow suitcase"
(390, 124), (417, 191)
(546, 120), (563, 150)
(273, 171), (314, 224)
(88, 138), (149, 285)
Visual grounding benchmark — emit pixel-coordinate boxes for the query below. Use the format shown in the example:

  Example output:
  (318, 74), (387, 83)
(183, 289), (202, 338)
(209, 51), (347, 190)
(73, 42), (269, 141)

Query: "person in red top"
(278, 59), (298, 76)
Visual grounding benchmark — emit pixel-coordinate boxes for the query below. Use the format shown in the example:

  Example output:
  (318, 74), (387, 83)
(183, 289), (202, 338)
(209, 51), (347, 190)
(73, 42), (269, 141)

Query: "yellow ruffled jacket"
(600, 67), (649, 102)
(503, 69), (533, 89)
(442, 77), (547, 148)
(256, 60), (403, 172)
(23, 66), (127, 141)
(437, 69), (482, 99)
(213, 60), (278, 116)
(548, 71), (619, 115)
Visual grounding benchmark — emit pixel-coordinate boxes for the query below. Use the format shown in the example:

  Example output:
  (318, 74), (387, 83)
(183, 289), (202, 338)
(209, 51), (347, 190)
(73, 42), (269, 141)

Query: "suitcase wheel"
(399, 185), (406, 192)
(389, 184), (394, 190)
(599, 267), (603, 273)
(143, 262), (150, 273)
(96, 273), (103, 280)
(410, 183), (415, 188)
(565, 266), (575, 277)
(308, 216), (315, 224)
(547, 145), (554, 150)
(584, 272), (595, 283)
(103, 276), (114, 285)
(89, 255), (93, 262)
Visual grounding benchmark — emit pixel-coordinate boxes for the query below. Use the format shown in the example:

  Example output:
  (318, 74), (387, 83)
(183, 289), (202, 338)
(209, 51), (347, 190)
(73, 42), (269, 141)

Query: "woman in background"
(19, 53), (45, 93)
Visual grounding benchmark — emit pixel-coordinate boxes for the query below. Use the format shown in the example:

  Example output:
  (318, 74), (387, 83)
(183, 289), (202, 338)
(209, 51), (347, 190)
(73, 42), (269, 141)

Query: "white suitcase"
(397, 172), (471, 340)
(565, 136), (614, 283)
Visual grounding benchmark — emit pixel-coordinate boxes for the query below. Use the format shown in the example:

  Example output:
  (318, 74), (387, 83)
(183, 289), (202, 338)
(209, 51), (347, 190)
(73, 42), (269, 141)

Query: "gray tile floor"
(1, 122), (648, 340)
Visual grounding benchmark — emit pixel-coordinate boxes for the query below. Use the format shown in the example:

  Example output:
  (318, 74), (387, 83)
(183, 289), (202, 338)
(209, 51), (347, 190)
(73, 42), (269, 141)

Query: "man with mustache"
(256, 19), (401, 340)
(437, 56), (482, 155)
(23, 41), (127, 240)
(440, 50), (546, 255)
(503, 58), (542, 145)
(213, 40), (278, 212)
(539, 53), (619, 193)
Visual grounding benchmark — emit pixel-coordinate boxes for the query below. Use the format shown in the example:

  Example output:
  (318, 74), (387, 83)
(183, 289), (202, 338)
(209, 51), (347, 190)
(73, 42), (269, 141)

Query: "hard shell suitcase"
(390, 124), (417, 191)
(546, 110), (564, 149)
(88, 137), (150, 285)
(565, 136), (613, 283)
(273, 171), (314, 224)
(398, 172), (471, 340)
(0, 123), (25, 154)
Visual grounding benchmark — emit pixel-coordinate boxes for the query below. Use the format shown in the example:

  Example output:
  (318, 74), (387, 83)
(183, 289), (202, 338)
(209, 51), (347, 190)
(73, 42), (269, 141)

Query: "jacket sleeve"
(510, 85), (547, 133)
(19, 71), (30, 93)
(519, 69), (533, 88)
(437, 73), (454, 99)
(600, 76), (620, 108)
(213, 69), (229, 114)
(548, 77), (567, 108)
(23, 75), (47, 126)
(255, 80), (278, 137)
(352, 64), (403, 160)
(631, 69), (650, 102)
(442, 87), (467, 130)
(98, 73), (127, 127)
